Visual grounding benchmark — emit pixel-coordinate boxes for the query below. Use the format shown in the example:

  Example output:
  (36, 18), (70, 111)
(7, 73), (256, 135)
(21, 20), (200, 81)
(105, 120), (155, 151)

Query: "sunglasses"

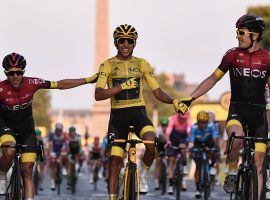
(5, 70), (25, 76)
(236, 30), (255, 36)
(116, 38), (135, 45)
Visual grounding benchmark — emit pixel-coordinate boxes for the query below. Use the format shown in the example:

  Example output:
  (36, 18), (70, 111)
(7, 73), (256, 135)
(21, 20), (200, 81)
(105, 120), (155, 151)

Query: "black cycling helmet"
(2, 52), (26, 70)
(236, 14), (265, 41)
(113, 24), (138, 40)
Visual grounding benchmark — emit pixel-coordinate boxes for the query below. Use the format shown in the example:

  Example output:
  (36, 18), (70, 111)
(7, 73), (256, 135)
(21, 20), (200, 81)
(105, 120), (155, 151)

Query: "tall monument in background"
(91, 0), (110, 136)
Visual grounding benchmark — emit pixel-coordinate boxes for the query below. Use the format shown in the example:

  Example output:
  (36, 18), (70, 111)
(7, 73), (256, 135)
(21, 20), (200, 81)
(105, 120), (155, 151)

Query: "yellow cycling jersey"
(96, 56), (160, 109)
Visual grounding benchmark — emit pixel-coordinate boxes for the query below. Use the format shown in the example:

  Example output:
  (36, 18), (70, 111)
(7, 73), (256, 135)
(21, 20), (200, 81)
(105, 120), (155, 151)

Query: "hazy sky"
(1, 0), (269, 109)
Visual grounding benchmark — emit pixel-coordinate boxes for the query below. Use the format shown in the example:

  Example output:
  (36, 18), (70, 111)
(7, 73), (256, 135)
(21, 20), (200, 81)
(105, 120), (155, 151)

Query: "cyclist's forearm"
(55, 78), (87, 89)
(190, 73), (220, 100)
(95, 87), (122, 101)
(153, 88), (173, 104)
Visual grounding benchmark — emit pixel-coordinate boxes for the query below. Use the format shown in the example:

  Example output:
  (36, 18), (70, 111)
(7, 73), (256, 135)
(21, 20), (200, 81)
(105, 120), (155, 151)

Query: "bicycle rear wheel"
(9, 164), (23, 200)
(246, 164), (258, 200)
(159, 158), (167, 195)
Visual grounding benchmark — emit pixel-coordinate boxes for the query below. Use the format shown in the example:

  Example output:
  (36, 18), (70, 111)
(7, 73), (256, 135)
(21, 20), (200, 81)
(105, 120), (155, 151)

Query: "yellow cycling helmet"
(197, 111), (209, 122)
(113, 24), (138, 40)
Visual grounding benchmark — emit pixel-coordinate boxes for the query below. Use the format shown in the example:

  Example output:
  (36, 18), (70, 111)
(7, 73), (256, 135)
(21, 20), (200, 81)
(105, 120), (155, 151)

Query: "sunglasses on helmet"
(236, 30), (255, 36)
(116, 38), (135, 45)
(5, 70), (25, 76)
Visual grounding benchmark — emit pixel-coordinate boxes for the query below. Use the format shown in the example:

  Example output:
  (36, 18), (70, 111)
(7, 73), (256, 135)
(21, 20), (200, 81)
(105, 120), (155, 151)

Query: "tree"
(32, 90), (51, 130)
(248, 6), (270, 49)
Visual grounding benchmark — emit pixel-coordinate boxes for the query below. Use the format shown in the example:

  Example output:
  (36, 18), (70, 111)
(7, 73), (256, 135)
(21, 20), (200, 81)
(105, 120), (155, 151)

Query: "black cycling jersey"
(217, 48), (270, 106)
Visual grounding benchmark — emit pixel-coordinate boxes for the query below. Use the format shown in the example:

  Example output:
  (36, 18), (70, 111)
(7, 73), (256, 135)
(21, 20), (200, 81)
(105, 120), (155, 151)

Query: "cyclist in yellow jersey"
(95, 24), (175, 200)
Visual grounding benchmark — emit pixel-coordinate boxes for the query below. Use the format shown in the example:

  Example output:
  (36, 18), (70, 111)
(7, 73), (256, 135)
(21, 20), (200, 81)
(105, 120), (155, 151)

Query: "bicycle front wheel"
(70, 162), (77, 194)
(33, 164), (39, 195)
(174, 159), (182, 200)
(123, 164), (138, 200)
(10, 164), (23, 200)
(246, 164), (258, 200)
(202, 161), (210, 200)
(159, 158), (167, 195)
(234, 164), (244, 200)
(93, 164), (99, 191)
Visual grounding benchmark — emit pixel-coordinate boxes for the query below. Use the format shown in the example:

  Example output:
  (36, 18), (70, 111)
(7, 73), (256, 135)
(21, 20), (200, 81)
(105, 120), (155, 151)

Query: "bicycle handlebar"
(1, 143), (45, 163)
(227, 132), (270, 154)
(113, 138), (155, 145)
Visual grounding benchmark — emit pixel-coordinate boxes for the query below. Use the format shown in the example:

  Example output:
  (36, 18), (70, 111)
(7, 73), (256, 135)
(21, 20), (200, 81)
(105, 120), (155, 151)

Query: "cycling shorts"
(108, 106), (154, 157)
(0, 119), (37, 162)
(226, 102), (267, 152)
(90, 152), (101, 160)
(169, 129), (188, 147)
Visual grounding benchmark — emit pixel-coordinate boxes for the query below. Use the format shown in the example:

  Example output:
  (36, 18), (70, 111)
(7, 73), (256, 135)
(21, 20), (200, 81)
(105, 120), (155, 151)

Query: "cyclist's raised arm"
(189, 71), (222, 100)
(152, 88), (174, 104)
(142, 59), (173, 104)
(50, 73), (98, 90)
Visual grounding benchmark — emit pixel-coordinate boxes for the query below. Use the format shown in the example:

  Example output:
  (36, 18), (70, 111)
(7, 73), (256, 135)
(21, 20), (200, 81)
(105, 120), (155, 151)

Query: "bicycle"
(0, 143), (44, 200)
(192, 142), (216, 200)
(170, 145), (186, 200)
(109, 126), (156, 200)
(227, 131), (269, 200)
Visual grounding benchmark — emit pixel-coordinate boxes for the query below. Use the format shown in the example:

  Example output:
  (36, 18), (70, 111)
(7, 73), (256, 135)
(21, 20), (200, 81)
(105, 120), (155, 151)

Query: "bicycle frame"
(193, 144), (216, 200)
(171, 146), (185, 200)
(1, 143), (44, 200)
(227, 132), (270, 199)
(110, 126), (156, 200)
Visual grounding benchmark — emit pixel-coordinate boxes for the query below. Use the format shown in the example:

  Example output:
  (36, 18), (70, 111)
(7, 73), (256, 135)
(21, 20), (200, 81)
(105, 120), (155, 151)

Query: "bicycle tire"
(93, 164), (99, 191)
(159, 158), (167, 195)
(234, 164), (244, 199)
(70, 162), (77, 194)
(10, 164), (23, 200)
(202, 160), (210, 200)
(262, 157), (268, 199)
(33, 164), (39, 195)
(246, 164), (258, 200)
(174, 159), (182, 200)
(123, 164), (138, 200)
(55, 162), (62, 195)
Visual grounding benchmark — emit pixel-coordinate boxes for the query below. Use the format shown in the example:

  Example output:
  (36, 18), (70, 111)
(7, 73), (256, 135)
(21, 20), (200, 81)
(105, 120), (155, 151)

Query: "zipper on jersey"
(125, 61), (129, 103)
(248, 53), (252, 104)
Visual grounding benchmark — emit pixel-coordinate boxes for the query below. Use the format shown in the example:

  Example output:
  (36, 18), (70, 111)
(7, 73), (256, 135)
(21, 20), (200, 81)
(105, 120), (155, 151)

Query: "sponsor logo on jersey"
(2, 100), (32, 111)
(129, 67), (140, 74)
(232, 67), (267, 78)
(29, 78), (45, 85)
(21, 93), (33, 100)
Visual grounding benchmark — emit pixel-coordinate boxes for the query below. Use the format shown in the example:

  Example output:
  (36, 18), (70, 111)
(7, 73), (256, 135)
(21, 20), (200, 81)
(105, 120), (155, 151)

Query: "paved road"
(35, 165), (230, 200)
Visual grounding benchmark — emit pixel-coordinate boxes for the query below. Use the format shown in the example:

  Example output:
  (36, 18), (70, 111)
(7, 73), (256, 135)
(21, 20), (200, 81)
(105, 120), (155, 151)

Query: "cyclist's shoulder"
(222, 47), (240, 57)
(191, 123), (199, 130)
